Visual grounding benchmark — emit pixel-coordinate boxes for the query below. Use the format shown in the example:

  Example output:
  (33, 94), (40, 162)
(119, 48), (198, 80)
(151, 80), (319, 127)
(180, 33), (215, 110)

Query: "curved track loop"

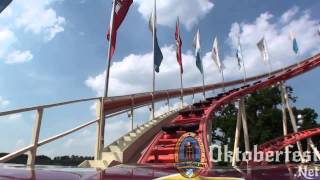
(258, 128), (320, 153)
(243, 127), (320, 166)
(102, 55), (315, 114)
(137, 53), (320, 168)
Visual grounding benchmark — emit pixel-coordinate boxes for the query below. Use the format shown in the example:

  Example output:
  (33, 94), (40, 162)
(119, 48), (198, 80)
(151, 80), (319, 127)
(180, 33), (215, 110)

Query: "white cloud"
(85, 46), (212, 96)
(44, 15), (65, 41)
(227, 9), (320, 77)
(5, 50), (33, 64)
(0, 0), (65, 65)
(0, 29), (15, 42)
(57, 116), (131, 156)
(281, 6), (299, 23)
(8, 114), (23, 121)
(63, 128), (95, 149)
(14, 0), (66, 41)
(0, 29), (34, 65)
(0, 96), (10, 107)
(135, 0), (214, 30)
(0, 29), (16, 58)
(86, 7), (320, 99)
(15, 139), (26, 149)
(89, 102), (98, 116)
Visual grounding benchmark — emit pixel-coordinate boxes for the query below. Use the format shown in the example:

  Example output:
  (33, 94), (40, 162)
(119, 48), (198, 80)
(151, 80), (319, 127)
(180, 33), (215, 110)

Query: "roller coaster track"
(0, 53), (319, 172)
(258, 127), (320, 155)
(137, 53), (320, 168)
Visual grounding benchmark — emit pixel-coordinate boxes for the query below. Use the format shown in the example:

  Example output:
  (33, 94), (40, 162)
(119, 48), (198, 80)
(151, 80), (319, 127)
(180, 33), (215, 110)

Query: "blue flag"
(153, 35), (163, 73)
(193, 30), (203, 74)
(149, 4), (163, 73)
(292, 38), (299, 54)
(290, 31), (299, 54)
(196, 50), (203, 74)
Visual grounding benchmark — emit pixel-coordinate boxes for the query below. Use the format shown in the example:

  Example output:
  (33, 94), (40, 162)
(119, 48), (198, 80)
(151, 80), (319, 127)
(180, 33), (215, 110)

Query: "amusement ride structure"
(0, 53), (319, 179)
(1, 0), (320, 179)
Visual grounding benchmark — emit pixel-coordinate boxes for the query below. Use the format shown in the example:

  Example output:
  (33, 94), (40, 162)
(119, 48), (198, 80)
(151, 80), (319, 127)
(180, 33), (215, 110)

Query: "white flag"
(236, 36), (243, 69)
(257, 37), (269, 62)
(211, 37), (222, 72)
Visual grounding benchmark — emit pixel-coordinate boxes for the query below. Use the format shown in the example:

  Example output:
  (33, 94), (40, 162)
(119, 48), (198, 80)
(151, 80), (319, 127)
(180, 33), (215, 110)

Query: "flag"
(257, 37), (269, 62)
(211, 37), (222, 72)
(107, 0), (133, 61)
(149, 4), (163, 73)
(289, 31), (299, 54)
(193, 29), (203, 74)
(175, 17), (183, 74)
(236, 36), (243, 69)
(0, 0), (12, 14)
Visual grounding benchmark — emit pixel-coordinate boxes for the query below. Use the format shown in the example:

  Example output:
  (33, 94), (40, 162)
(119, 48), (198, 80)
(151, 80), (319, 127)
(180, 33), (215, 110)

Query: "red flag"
(107, 0), (133, 61)
(175, 18), (183, 74)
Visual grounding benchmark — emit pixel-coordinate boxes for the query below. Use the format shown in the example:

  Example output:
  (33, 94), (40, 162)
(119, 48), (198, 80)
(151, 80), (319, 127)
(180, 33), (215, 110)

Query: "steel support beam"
(95, 98), (105, 160)
(308, 138), (320, 161)
(232, 101), (242, 166)
(27, 108), (43, 166)
(281, 82), (305, 163)
(240, 97), (250, 153)
(279, 82), (290, 163)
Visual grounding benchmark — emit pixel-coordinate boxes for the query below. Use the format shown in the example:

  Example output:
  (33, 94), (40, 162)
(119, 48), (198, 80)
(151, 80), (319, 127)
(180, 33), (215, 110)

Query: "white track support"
(130, 107), (134, 131)
(232, 101), (242, 166)
(95, 98), (105, 160)
(167, 92), (170, 112)
(279, 83), (290, 163)
(129, 96), (134, 131)
(27, 108), (43, 166)
(240, 97), (250, 153)
(192, 89), (195, 104)
(151, 93), (155, 120)
(308, 138), (320, 161)
(281, 82), (305, 163)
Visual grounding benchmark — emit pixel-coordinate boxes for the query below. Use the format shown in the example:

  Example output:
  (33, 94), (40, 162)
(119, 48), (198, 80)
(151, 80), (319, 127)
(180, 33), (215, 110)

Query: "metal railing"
(0, 97), (101, 166)
(0, 53), (316, 167)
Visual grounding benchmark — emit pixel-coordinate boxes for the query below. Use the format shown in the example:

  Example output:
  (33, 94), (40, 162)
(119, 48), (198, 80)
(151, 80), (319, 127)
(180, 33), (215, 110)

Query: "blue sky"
(0, 0), (319, 157)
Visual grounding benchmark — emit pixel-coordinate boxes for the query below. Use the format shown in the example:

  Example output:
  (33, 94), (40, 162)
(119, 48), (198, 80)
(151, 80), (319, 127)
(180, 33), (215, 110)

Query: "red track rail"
(258, 128), (320, 153)
(137, 53), (320, 168)
(102, 54), (318, 114)
(243, 128), (320, 166)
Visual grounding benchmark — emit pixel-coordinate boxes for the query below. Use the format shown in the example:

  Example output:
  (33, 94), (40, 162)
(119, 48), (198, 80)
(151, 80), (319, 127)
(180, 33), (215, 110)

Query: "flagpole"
(265, 37), (272, 77)
(200, 31), (205, 99)
(98, 0), (116, 161)
(239, 36), (247, 84)
(267, 58), (272, 77)
(221, 69), (225, 92)
(104, 0), (116, 98)
(242, 61), (247, 85)
(177, 17), (183, 108)
(151, 0), (156, 120)
(180, 71), (184, 107)
(202, 71), (206, 99)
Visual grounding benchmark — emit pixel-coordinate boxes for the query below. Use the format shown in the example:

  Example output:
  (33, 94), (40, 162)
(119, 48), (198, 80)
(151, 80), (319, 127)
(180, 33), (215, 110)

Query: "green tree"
(213, 86), (319, 165)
